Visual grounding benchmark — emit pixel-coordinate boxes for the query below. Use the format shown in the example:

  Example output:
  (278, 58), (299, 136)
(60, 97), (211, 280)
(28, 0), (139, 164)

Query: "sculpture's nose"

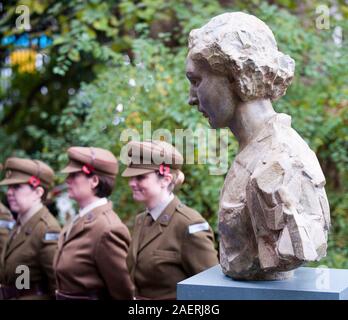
(188, 96), (198, 105)
(188, 89), (198, 105)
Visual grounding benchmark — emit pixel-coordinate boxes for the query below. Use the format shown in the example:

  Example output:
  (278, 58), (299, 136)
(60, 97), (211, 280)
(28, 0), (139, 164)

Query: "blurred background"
(0, 0), (347, 268)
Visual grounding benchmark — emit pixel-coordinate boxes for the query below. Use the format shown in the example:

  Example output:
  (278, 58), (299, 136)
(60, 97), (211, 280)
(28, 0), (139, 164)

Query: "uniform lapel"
(62, 202), (108, 245)
(57, 223), (69, 249)
(62, 215), (85, 245)
(137, 196), (179, 253)
(5, 227), (25, 258)
(131, 214), (143, 264)
(137, 220), (162, 253)
(54, 224), (66, 271)
(129, 213), (145, 280)
(4, 207), (43, 258)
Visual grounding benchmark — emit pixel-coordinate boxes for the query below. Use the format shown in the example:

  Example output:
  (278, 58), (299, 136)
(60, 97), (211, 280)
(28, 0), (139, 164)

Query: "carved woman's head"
(186, 12), (295, 127)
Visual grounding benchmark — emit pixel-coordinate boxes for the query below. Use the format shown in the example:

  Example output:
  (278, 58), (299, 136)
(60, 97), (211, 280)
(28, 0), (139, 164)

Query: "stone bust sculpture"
(186, 12), (330, 280)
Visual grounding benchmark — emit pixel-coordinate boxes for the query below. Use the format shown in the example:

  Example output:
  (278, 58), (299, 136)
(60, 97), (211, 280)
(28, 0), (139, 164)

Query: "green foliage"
(39, 38), (228, 227)
(0, 1), (347, 267)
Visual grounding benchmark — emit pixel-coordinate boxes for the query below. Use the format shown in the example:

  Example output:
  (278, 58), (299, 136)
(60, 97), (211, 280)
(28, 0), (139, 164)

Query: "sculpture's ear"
(227, 72), (236, 85)
(228, 75), (241, 100)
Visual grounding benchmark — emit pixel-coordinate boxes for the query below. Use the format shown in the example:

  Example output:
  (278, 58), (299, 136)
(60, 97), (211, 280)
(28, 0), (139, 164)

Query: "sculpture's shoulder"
(248, 113), (330, 229)
(255, 113), (326, 188)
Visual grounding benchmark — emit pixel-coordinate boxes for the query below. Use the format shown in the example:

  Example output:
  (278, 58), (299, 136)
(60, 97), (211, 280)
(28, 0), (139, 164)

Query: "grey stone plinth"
(177, 264), (348, 300)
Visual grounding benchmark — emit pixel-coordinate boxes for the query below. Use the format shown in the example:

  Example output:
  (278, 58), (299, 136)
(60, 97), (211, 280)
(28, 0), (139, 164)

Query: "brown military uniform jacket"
(0, 202), (14, 257)
(0, 206), (61, 299)
(127, 196), (219, 300)
(54, 202), (134, 300)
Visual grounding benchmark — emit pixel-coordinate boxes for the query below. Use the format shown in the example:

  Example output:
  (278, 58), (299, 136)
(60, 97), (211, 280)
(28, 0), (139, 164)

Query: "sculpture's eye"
(186, 72), (199, 86)
(192, 77), (201, 88)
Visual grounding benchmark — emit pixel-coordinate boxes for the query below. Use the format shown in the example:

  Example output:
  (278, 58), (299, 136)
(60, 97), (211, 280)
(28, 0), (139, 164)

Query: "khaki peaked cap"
(0, 157), (54, 188)
(122, 140), (184, 178)
(61, 147), (118, 178)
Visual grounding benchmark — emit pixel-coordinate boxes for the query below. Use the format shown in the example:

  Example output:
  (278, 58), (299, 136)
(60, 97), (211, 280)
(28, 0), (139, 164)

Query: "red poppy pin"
(28, 176), (41, 188)
(82, 164), (95, 175)
(159, 164), (170, 175)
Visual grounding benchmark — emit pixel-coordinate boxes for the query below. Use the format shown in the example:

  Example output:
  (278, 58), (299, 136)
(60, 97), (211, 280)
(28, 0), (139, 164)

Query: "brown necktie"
(144, 213), (154, 226)
(65, 214), (80, 240)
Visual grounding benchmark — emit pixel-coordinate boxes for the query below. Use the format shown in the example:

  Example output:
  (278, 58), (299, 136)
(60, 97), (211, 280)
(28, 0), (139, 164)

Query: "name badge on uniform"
(44, 232), (60, 241)
(0, 219), (15, 230)
(188, 222), (209, 234)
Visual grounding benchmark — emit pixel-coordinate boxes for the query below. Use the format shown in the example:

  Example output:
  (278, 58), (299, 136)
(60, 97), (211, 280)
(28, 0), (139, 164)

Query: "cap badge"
(5, 170), (12, 178)
(28, 176), (41, 188)
(86, 212), (94, 222)
(161, 214), (170, 222)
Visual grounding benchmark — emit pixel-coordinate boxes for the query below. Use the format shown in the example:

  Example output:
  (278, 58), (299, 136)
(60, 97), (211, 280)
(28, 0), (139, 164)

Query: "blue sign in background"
(2, 33), (52, 48)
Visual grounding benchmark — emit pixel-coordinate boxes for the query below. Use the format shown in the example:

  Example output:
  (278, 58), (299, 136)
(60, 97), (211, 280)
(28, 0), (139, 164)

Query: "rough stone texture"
(219, 114), (330, 280)
(188, 12), (295, 102)
(187, 12), (331, 281)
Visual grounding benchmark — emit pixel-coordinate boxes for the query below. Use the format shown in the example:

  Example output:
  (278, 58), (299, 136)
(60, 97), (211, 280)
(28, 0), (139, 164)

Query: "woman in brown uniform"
(0, 158), (61, 300)
(54, 146), (134, 300)
(0, 201), (13, 257)
(0, 163), (15, 257)
(123, 140), (219, 300)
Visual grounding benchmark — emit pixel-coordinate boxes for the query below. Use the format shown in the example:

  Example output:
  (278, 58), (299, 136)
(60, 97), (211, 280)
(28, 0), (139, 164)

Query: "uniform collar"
(78, 197), (108, 218)
(18, 202), (43, 226)
(147, 193), (174, 221)
(135, 196), (179, 255)
(4, 206), (46, 259)
(156, 196), (180, 226)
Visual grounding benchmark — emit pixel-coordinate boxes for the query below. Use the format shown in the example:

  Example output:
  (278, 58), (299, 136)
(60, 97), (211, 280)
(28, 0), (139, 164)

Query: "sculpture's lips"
(198, 108), (209, 118)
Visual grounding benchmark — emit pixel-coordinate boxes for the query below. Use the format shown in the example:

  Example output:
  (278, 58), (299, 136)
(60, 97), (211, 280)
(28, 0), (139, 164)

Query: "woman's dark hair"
(92, 174), (115, 198)
(29, 185), (48, 201)
(73, 171), (115, 198)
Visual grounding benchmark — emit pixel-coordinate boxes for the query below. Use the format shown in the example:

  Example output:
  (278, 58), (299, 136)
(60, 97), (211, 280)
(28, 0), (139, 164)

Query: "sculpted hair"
(188, 12), (295, 101)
